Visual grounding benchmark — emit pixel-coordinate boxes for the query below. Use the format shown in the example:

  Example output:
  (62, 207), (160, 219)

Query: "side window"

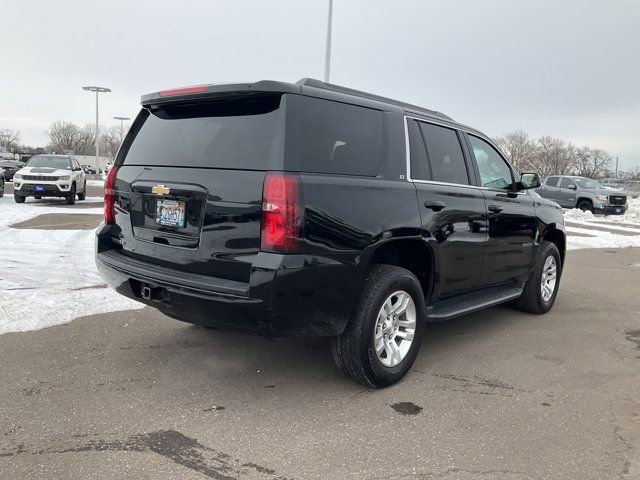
(546, 176), (559, 187)
(419, 122), (469, 185)
(407, 120), (430, 180)
(560, 178), (575, 189)
(468, 135), (514, 190)
(300, 96), (383, 176)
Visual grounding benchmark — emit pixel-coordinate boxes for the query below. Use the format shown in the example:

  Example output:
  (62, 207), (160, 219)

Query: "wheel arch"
(542, 228), (566, 266)
(365, 239), (436, 303)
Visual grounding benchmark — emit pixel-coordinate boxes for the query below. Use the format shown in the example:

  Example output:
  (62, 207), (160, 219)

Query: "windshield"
(573, 178), (602, 189)
(25, 156), (71, 170)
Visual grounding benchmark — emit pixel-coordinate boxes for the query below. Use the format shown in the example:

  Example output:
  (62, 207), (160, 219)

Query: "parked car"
(0, 167), (4, 197)
(82, 165), (98, 174)
(96, 79), (566, 387)
(13, 154), (87, 204)
(0, 160), (24, 180)
(537, 175), (628, 214)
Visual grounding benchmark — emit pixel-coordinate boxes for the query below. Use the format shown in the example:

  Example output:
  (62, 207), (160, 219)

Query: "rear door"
(465, 134), (536, 286)
(112, 93), (286, 283)
(408, 118), (487, 300)
(542, 176), (560, 202)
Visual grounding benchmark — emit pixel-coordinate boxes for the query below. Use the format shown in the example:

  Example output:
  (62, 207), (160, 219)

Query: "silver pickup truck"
(537, 175), (628, 214)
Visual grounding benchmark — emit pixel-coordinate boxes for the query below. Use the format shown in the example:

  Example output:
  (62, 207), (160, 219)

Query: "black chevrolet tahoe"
(96, 79), (566, 387)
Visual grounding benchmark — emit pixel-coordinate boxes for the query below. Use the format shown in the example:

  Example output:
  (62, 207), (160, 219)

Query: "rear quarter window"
(300, 96), (383, 176)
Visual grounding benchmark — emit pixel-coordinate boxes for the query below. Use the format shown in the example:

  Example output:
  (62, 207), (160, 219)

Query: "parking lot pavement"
(1, 248), (639, 480)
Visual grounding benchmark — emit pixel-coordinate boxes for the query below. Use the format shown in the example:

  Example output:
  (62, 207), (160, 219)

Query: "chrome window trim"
(404, 114), (522, 194)
(403, 115), (479, 190)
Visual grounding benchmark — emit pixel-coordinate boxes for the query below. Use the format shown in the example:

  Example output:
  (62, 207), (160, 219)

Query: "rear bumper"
(95, 226), (364, 337)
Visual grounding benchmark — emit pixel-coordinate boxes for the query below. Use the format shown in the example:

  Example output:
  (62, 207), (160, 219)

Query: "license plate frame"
(155, 199), (186, 228)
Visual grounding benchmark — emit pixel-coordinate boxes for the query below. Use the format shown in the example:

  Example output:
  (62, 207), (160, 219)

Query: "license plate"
(615, 207), (622, 213)
(34, 185), (45, 192)
(155, 200), (186, 228)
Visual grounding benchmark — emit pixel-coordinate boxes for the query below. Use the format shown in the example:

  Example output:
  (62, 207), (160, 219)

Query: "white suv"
(13, 155), (87, 205)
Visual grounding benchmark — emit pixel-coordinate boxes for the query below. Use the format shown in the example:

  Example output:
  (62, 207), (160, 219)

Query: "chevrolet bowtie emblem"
(151, 184), (170, 195)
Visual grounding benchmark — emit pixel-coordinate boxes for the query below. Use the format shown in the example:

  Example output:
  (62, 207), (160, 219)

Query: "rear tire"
(77, 182), (86, 201)
(515, 241), (561, 314)
(14, 194), (25, 203)
(66, 184), (76, 205)
(332, 264), (425, 388)
(577, 200), (592, 212)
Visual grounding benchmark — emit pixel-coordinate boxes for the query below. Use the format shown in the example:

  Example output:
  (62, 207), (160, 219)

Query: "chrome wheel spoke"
(540, 255), (558, 302)
(373, 290), (417, 368)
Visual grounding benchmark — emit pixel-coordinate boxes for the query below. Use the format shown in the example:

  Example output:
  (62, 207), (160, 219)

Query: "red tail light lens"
(260, 173), (302, 253)
(104, 167), (119, 224)
(159, 85), (207, 97)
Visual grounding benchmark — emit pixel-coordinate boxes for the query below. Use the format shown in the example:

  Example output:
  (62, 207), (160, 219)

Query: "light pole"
(82, 86), (111, 174)
(113, 116), (130, 144)
(324, 0), (333, 82)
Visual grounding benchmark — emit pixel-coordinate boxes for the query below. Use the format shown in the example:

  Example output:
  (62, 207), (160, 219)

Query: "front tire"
(14, 194), (25, 203)
(577, 200), (592, 212)
(515, 241), (561, 314)
(77, 181), (86, 200)
(332, 265), (426, 388)
(66, 184), (76, 205)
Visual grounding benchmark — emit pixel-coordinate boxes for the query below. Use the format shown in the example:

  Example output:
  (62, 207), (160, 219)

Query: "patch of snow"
(0, 195), (143, 335)
(86, 178), (105, 188)
(564, 198), (640, 250)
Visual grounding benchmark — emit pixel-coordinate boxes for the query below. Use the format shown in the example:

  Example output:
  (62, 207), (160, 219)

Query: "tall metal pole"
(113, 116), (130, 144)
(95, 91), (100, 174)
(324, 0), (333, 83)
(83, 86), (110, 174)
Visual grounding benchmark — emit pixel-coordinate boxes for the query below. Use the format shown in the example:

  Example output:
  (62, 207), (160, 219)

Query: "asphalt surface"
(1, 244), (639, 480)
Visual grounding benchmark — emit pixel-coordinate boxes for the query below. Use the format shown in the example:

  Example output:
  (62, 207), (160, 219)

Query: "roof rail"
(296, 78), (453, 120)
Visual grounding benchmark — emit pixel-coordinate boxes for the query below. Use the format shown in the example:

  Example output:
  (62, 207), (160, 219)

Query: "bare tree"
(46, 121), (80, 153)
(493, 130), (538, 173)
(0, 128), (20, 150)
(100, 125), (123, 160)
(574, 146), (612, 178)
(75, 124), (97, 155)
(534, 136), (576, 176)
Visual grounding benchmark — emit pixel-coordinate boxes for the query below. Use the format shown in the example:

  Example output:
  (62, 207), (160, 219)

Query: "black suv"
(96, 79), (566, 387)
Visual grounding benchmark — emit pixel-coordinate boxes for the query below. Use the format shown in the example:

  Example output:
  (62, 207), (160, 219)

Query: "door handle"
(488, 204), (503, 214)
(424, 201), (446, 212)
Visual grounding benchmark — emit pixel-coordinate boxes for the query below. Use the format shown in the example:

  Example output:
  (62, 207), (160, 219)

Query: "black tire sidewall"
(533, 243), (562, 312)
(67, 184), (76, 204)
(577, 201), (592, 212)
(360, 269), (425, 386)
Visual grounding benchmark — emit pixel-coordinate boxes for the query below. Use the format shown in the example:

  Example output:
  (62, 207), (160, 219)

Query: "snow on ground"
(86, 178), (105, 187)
(564, 198), (640, 250)
(0, 195), (143, 335)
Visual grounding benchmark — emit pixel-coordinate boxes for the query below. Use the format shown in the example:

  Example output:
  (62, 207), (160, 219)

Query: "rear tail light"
(260, 172), (303, 253)
(104, 166), (119, 224)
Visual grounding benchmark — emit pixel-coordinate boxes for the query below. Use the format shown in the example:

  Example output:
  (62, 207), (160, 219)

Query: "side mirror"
(519, 172), (541, 190)
(568, 184), (577, 190)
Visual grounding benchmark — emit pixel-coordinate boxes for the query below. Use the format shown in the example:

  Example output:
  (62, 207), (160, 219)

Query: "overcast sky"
(2, 0), (639, 169)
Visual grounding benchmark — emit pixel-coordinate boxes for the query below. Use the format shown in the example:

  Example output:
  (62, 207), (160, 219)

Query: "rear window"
(419, 122), (469, 185)
(300, 96), (383, 176)
(120, 94), (284, 170)
(546, 176), (559, 187)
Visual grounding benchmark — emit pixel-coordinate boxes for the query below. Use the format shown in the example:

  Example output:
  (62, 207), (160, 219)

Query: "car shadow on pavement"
(108, 303), (525, 393)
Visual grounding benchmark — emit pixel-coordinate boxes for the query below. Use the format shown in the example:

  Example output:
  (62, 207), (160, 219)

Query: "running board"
(426, 286), (523, 322)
